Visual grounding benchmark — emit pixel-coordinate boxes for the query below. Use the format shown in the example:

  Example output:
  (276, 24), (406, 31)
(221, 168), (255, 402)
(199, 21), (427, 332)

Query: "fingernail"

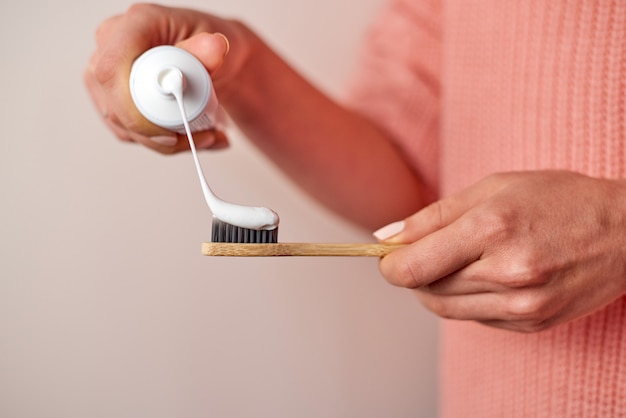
(373, 220), (405, 241)
(150, 135), (178, 146)
(214, 33), (230, 55)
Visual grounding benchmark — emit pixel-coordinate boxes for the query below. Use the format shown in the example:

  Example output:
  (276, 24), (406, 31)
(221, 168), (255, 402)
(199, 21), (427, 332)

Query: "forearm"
(218, 27), (434, 229)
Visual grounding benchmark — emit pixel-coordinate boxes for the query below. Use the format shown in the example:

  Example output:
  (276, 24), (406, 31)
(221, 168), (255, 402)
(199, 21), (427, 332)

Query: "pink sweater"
(347, 0), (626, 416)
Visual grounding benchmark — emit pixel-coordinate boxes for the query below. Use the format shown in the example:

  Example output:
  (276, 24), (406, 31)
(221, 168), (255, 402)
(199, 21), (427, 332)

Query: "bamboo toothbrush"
(201, 242), (406, 257)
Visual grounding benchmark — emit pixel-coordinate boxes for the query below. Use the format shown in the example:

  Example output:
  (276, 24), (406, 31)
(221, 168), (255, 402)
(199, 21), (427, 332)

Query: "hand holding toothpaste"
(84, 4), (233, 153)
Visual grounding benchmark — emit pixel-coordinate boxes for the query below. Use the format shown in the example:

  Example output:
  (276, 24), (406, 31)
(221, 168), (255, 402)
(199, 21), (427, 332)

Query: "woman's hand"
(84, 3), (246, 153)
(376, 170), (626, 332)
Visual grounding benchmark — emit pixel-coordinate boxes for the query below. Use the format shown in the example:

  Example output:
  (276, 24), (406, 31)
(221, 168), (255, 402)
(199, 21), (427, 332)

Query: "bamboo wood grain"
(201, 242), (406, 257)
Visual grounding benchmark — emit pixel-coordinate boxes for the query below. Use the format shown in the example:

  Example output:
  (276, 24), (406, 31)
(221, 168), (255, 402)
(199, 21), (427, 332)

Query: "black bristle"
(211, 218), (278, 243)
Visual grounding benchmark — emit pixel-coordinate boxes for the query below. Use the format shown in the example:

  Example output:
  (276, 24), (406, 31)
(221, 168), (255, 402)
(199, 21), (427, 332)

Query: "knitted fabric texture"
(346, 0), (626, 416)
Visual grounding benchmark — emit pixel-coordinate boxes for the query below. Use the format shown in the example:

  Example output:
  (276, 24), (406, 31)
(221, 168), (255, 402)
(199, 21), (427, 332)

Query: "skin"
(85, 3), (626, 332)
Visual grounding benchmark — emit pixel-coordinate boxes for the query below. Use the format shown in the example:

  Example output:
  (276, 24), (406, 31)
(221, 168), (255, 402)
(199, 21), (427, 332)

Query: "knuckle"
(479, 206), (518, 240)
(420, 201), (446, 230)
(507, 260), (548, 288)
(416, 292), (455, 319)
(125, 3), (170, 30)
(126, 2), (161, 17)
(395, 261), (422, 288)
(428, 298), (455, 319)
(505, 291), (551, 321)
(93, 56), (115, 87)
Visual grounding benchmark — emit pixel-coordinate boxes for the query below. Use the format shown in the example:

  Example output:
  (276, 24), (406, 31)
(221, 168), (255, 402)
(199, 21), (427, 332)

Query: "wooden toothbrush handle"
(201, 242), (406, 257)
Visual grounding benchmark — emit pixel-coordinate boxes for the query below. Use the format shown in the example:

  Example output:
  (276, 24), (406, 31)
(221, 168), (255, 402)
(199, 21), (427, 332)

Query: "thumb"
(176, 32), (230, 74)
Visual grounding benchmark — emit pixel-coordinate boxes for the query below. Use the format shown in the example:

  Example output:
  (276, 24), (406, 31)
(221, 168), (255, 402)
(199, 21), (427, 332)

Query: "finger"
(197, 129), (230, 150)
(414, 290), (519, 323)
(94, 14), (122, 48)
(173, 129), (229, 151)
(379, 218), (484, 288)
(477, 319), (552, 333)
(128, 129), (230, 155)
(83, 64), (109, 118)
(479, 296), (586, 333)
(424, 263), (509, 295)
(416, 291), (542, 330)
(420, 255), (521, 295)
(104, 115), (134, 142)
(93, 7), (170, 133)
(171, 129), (230, 153)
(175, 32), (230, 74)
(85, 67), (135, 142)
(383, 174), (509, 244)
(416, 285), (566, 332)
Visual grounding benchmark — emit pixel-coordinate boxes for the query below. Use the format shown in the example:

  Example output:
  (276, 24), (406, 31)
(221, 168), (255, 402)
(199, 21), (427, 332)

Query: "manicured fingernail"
(214, 33), (230, 55)
(373, 220), (405, 241)
(150, 135), (178, 146)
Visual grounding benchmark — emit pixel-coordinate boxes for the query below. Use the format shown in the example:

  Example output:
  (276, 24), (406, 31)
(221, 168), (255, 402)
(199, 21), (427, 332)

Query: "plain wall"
(0, 0), (439, 417)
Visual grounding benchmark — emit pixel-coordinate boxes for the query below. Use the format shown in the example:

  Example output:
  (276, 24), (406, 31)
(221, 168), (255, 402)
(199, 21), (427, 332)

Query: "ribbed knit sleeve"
(344, 0), (442, 194)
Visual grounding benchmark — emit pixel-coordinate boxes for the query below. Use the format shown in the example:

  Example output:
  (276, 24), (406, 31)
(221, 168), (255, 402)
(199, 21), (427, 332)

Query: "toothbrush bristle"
(211, 218), (278, 243)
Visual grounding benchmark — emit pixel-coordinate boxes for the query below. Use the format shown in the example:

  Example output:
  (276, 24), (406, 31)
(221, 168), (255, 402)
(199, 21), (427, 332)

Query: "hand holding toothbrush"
(375, 171), (626, 333)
